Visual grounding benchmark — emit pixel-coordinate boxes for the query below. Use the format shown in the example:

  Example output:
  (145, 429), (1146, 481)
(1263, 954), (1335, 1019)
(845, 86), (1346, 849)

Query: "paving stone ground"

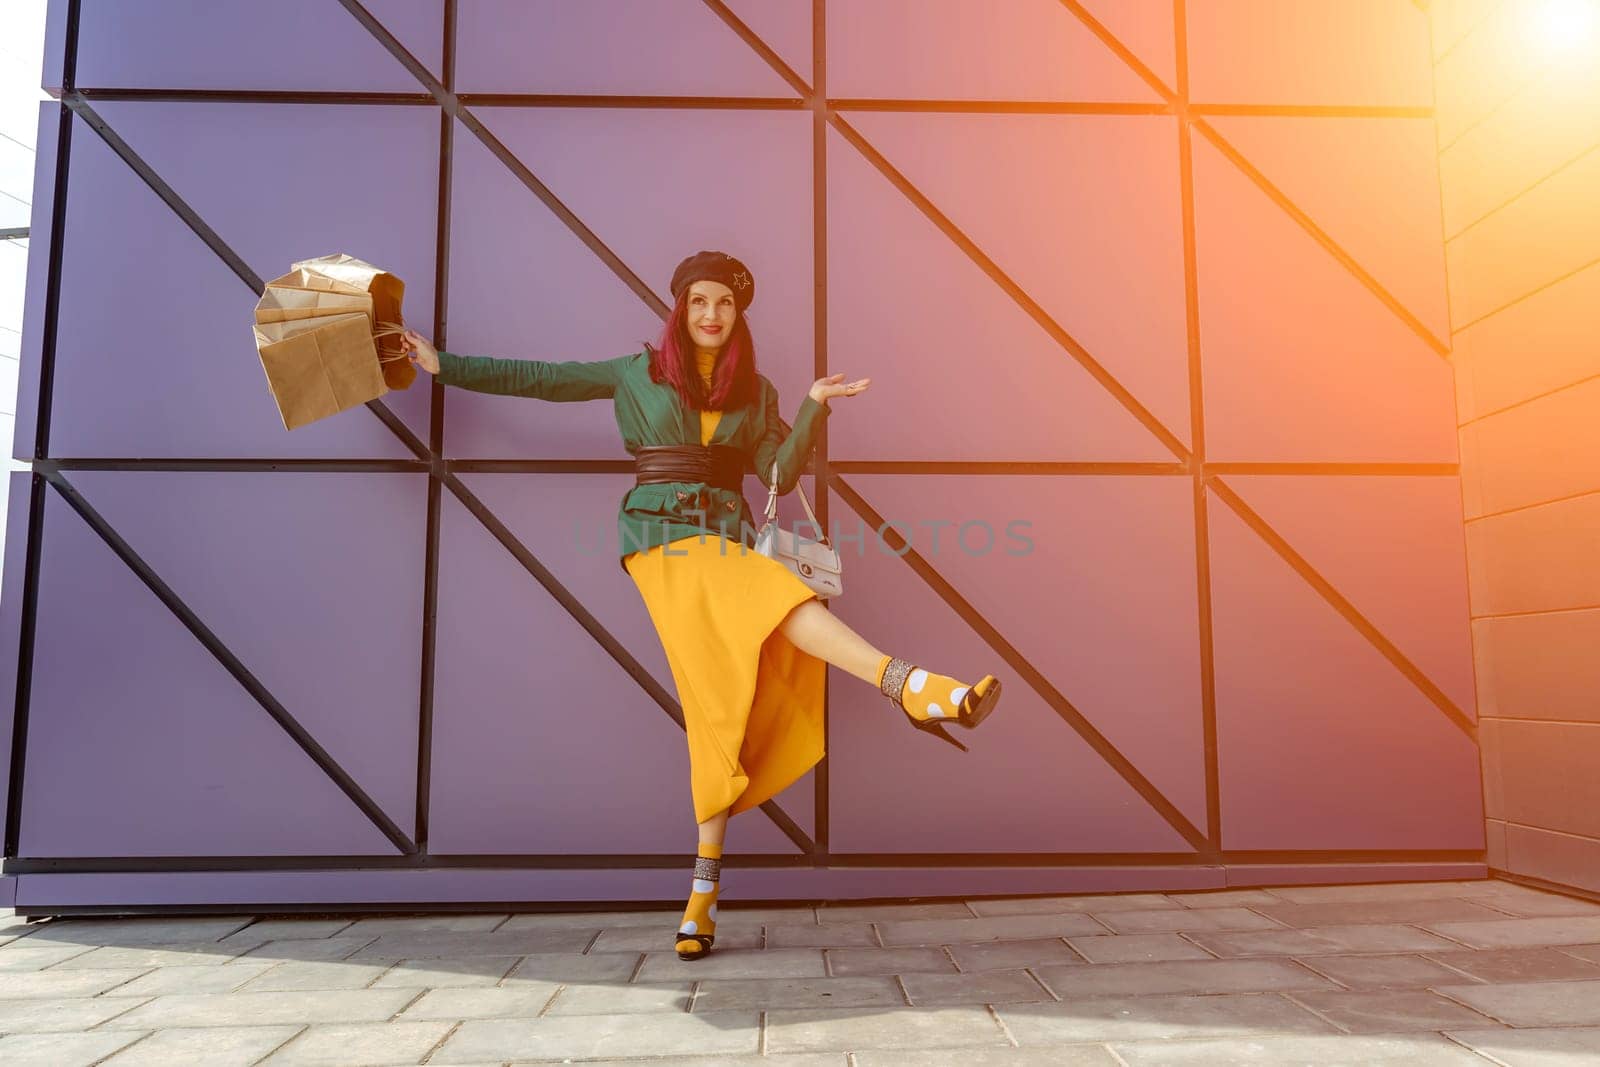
(0, 877), (1598, 1065)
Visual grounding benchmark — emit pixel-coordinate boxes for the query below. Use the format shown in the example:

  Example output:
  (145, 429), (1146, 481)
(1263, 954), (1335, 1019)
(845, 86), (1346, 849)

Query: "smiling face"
(684, 280), (737, 352)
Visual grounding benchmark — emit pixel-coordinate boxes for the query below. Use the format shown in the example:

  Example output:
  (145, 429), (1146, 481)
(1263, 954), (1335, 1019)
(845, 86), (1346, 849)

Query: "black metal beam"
(4, 0), (81, 861)
(3, 845), (1486, 876)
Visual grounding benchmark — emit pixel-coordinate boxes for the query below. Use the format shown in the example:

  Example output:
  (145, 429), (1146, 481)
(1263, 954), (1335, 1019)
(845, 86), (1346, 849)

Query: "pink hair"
(647, 290), (759, 411)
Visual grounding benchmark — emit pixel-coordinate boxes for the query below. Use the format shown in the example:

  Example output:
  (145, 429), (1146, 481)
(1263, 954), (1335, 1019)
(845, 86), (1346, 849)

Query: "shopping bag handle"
(372, 320), (410, 363)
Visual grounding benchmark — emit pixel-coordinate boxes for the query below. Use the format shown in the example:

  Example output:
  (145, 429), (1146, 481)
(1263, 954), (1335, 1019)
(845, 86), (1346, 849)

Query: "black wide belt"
(633, 444), (746, 493)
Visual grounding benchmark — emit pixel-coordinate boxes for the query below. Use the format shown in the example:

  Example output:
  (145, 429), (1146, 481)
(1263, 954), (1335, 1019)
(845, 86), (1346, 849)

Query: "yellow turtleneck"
(696, 350), (723, 445)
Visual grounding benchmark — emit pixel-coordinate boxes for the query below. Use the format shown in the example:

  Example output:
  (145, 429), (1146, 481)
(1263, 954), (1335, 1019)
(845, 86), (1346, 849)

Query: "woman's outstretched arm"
(401, 328), (632, 402)
(752, 372), (871, 495)
(752, 384), (828, 496)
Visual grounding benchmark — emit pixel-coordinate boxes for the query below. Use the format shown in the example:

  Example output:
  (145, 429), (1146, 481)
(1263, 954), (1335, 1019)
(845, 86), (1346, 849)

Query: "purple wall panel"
(40, 0), (68, 95)
(429, 491), (803, 855)
(470, 108), (817, 412)
(455, 472), (813, 851)
(67, 471), (429, 836)
(1193, 136), (1457, 462)
(828, 0), (1159, 102)
(14, 104), (60, 463)
(367, 0), (447, 82)
(772, 768), (815, 851)
(444, 124), (661, 459)
(724, 0), (813, 81)
(462, 473), (675, 692)
(828, 515), (1194, 854)
(456, 1), (794, 97)
(1077, 0), (1178, 89)
(73, 0), (441, 91)
(6, 0), (1483, 906)
(51, 120), (416, 459)
(848, 112), (1190, 444)
(89, 100), (440, 445)
(21, 491), (400, 857)
(1209, 496), (1485, 851)
(0, 474), (34, 840)
(847, 474), (1209, 829)
(1208, 116), (1451, 341)
(1227, 475), (1477, 715)
(826, 129), (1175, 462)
(1187, 0), (1433, 107)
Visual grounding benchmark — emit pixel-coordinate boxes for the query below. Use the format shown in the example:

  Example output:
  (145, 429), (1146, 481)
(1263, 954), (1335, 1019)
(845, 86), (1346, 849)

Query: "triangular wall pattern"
(51, 120), (416, 459)
(74, 0), (442, 91)
(848, 110), (1190, 445)
(845, 473), (1208, 830)
(471, 107), (816, 408)
(1208, 493), (1484, 851)
(69, 470), (430, 837)
(828, 484), (1195, 853)
(1224, 474), (1477, 715)
(1077, 0), (1178, 90)
(367, 0), (448, 83)
(458, 471), (815, 851)
(19, 489), (400, 857)
(826, 127), (1175, 462)
(92, 99), (440, 445)
(1185, 0), (1433, 108)
(429, 490), (805, 854)
(827, 0), (1162, 102)
(444, 122), (662, 459)
(455, 0), (797, 96)
(1206, 115), (1451, 340)
(724, 0), (813, 83)
(1192, 135), (1457, 462)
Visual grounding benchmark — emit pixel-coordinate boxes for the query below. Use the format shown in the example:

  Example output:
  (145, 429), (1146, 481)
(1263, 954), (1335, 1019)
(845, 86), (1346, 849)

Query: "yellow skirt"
(624, 533), (826, 823)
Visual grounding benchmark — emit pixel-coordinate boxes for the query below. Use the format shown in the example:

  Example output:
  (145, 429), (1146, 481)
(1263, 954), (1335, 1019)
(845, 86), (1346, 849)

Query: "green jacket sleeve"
(752, 381), (831, 495)
(436, 350), (635, 402)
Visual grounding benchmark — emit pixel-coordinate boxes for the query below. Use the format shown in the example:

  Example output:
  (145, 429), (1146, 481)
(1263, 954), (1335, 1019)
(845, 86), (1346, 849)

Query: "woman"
(400, 250), (1003, 960)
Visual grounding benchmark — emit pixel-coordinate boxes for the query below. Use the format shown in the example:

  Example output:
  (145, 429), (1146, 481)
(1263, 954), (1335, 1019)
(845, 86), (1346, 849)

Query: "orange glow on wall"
(1532, 0), (1598, 53)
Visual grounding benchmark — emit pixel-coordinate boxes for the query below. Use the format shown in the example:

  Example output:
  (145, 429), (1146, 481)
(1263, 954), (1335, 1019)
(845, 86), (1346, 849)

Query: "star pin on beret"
(670, 250), (756, 312)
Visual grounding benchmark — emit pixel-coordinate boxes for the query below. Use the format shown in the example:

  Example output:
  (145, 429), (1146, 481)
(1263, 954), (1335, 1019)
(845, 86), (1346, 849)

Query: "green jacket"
(436, 348), (830, 570)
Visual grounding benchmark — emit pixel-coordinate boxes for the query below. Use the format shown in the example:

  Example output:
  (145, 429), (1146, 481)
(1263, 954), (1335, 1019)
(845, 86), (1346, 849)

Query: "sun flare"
(1533, 0), (1599, 50)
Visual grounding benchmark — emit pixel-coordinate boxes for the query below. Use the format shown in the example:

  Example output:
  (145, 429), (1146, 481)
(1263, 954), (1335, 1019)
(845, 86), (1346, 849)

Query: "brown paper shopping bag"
(286, 253), (415, 390)
(252, 312), (388, 431)
(254, 281), (373, 326)
(250, 252), (417, 430)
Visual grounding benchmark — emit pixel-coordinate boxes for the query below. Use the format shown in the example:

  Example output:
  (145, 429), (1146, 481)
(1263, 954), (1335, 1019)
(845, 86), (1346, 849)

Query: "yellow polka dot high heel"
(875, 655), (1003, 752)
(674, 843), (721, 961)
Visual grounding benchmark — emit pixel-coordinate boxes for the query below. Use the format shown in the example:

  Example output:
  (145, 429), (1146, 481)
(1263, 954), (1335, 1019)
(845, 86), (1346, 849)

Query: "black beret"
(669, 250), (756, 312)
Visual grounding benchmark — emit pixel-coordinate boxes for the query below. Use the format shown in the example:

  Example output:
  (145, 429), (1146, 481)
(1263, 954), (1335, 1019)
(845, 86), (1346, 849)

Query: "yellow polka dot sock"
(875, 654), (982, 722)
(675, 842), (721, 959)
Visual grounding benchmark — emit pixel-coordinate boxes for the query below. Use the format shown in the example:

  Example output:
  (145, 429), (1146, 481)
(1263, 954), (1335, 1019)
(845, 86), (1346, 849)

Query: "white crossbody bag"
(754, 461), (843, 599)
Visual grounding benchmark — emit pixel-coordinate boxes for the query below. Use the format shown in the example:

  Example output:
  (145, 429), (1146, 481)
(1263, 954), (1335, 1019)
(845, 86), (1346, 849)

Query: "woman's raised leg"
(777, 599), (1003, 745)
(776, 599), (886, 684)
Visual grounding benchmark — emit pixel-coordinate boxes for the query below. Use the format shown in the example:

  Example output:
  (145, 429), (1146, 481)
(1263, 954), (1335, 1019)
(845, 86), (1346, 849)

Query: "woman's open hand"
(401, 328), (440, 375)
(809, 372), (871, 406)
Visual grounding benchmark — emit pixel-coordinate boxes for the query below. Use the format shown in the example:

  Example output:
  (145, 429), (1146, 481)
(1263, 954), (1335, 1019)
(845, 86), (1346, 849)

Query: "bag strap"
(764, 461), (826, 542)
